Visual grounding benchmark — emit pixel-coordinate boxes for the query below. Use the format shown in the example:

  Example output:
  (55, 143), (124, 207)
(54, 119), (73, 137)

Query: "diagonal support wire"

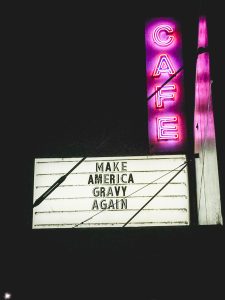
(122, 161), (188, 227)
(147, 66), (184, 101)
(33, 157), (87, 208)
(33, 128), (111, 208)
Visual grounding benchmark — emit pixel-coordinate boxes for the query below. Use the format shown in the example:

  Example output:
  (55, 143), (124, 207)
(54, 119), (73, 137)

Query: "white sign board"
(33, 155), (190, 228)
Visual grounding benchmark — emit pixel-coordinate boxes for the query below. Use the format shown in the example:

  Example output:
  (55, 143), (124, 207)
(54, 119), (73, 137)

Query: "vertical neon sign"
(145, 18), (187, 154)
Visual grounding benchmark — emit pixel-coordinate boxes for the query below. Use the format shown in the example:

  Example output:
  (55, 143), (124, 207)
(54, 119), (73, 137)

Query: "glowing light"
(152, 54), (175, 77)
(194, 16), (215, 153)
(152, 24), (174, 46)
(155, 85), (176, 108)
(157, 116), (179, 140)
(4, 293), (12, 300)
(198, 16), (208, 48)
(145, 18), (186, 153)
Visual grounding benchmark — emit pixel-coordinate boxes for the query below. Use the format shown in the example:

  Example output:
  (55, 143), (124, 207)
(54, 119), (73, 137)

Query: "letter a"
(152, 54), (175, 77)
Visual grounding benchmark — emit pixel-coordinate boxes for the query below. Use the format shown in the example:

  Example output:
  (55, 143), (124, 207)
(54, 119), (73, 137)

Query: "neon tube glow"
(155, 85), (176, 108)
(152, 25), (175, 46)
(152, 54), (176, 77)
(145, 18), (187, 154)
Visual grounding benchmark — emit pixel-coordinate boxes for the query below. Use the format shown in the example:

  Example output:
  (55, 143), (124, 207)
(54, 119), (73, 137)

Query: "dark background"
(2, 1), (225, 299)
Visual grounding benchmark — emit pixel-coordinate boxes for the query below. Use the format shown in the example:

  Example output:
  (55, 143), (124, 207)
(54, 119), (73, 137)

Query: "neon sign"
(145, 18), (187, 154)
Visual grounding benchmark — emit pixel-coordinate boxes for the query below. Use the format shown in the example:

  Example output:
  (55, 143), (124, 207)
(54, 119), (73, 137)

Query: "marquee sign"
(32, 155), (190, 228)
(145, 18), (187, 154)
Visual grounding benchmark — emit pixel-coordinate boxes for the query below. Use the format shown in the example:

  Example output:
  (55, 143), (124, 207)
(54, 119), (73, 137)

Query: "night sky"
(2, 1), (225, 299)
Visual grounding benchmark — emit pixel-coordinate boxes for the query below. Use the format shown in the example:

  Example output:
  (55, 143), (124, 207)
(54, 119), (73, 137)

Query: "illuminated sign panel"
(194, 16), (223, 225)
(32, 155), (190, 228)
(145, 18), (187, 154)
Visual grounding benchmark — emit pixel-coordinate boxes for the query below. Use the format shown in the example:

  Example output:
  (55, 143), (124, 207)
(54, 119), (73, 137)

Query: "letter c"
(153, 25), (174, 46)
